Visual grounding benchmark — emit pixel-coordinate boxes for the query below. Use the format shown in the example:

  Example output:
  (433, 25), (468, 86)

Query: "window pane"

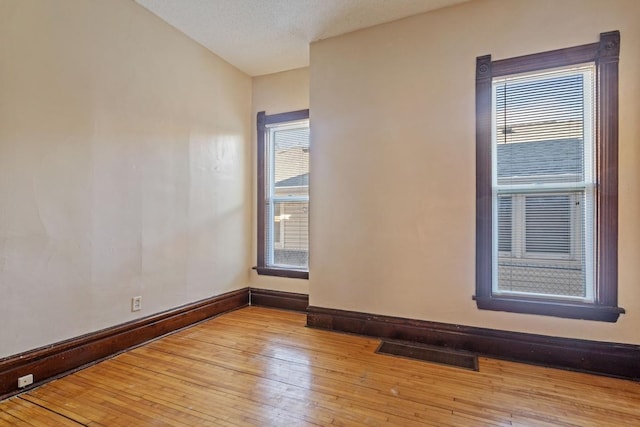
(497, 192), (588, 298)
(497, 262), (586, 297)
(271, 200), (308, 268)
(495, 70), (591, 186)
(274, 127), (309, 197)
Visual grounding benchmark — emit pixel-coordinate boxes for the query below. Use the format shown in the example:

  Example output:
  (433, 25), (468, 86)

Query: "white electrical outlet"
(132, 296), (142, 312)
(18, 374), (33, 388)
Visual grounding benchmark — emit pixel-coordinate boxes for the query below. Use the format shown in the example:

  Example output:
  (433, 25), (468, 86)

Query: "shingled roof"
(497, 138), (583, 179)
(276, 173), (309, 187)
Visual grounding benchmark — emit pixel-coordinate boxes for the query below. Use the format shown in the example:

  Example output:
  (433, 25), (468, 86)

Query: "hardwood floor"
(1, 306), (639, 426)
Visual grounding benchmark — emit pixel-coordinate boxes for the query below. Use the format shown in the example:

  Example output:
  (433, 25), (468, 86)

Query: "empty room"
(1, 0), (639, 425)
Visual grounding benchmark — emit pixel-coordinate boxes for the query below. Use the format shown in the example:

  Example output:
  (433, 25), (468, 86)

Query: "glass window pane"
(497, 261), (586, 297)
(495, 70), (591, 186)
(272, 200), (308, 269)
(273, 127), (309, 197)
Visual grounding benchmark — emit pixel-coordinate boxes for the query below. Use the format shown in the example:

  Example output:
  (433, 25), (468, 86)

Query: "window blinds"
(492, 66), (595, 300)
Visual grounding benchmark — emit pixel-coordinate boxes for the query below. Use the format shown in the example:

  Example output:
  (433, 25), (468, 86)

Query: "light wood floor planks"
(1, 306), (639, 426)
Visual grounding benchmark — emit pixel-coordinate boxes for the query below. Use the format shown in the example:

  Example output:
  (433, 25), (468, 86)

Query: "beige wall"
(2, 0), (637, 360)
(250, 68), (310, 293)
(310, 0), (640, 344)
(0, 0), (251, 358)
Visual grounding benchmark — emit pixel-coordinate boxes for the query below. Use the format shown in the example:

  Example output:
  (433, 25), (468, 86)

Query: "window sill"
(473, 296), (624, 322)
(254, 266), (308, 280)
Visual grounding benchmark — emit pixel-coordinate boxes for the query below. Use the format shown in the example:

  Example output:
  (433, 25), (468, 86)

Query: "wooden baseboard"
(250, 288), (309, 312)
(307, 306), (640, 381)
(0, 288), (249, 400)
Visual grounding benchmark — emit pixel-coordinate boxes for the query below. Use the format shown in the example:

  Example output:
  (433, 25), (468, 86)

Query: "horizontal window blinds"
(497, 196), (512, 253)
(524, 195), (572, 254)
(493, 66), (595, 299)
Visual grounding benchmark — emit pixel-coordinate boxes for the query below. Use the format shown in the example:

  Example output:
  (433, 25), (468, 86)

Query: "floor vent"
(376, 341), (479, 371)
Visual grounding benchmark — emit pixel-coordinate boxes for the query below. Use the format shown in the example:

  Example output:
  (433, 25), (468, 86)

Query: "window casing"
(474, 32), (624, 321)
(256, 109), (310, 279)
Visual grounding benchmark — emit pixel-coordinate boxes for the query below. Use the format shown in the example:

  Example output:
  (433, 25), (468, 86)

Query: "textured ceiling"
(135, 0), (469, 76)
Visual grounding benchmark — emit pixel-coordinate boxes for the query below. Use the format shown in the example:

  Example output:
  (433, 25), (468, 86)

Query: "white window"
(256, 110), (309, 277)
(492, 65), (595, 301)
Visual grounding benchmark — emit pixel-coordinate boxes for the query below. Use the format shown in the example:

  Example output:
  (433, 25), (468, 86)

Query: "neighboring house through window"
(256, 109), (310, 279)
(474, 31), (623, 321)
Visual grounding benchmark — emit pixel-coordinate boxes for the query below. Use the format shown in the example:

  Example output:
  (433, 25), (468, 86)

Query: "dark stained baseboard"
(307, 306), (640, 381)
(0, 288), (249, 400)
(250, 288), (309, 312)
(377, 340), (479, 371)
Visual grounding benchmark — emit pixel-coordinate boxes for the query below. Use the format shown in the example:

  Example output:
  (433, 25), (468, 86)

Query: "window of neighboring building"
(256, 109), (309, 279)
(474, 31), (624, 321)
